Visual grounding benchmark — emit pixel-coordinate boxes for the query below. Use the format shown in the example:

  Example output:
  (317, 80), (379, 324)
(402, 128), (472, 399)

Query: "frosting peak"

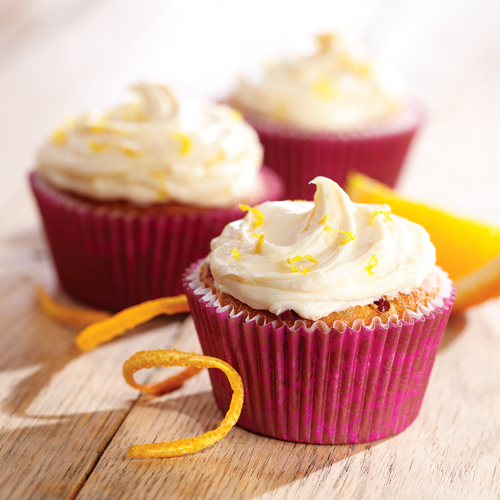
(233, 32), (408, 132)
(209, 177), (436, 320)
(38, 83), (263, 207)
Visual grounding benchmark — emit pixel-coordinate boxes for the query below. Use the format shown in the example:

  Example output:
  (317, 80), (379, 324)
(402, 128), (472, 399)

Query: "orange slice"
(346, 172), (500, 312)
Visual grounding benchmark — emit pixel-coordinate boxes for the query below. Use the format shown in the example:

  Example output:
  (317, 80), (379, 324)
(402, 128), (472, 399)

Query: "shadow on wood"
(439, 313), (467, 352)
(78, 390), (383, 500)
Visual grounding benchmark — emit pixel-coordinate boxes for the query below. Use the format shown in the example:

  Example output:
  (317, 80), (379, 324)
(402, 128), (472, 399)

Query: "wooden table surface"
(1, 0), (500, 498)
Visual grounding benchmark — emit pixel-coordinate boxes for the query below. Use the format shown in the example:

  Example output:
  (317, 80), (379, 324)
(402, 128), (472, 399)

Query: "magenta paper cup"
(184, 261), (454, 444)
(243, 104), (423, 200)
(29, 169), (282, 311)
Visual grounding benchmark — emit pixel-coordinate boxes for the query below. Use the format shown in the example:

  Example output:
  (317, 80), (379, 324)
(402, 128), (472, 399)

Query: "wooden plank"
(0, 255), (191, 500)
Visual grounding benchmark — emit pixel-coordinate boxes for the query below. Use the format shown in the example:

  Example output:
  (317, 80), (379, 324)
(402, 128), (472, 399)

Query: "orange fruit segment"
(346, 172), (500, 312)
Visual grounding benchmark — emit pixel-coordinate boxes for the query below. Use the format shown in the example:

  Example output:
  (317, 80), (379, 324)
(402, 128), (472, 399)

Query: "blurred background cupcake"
(30, 83), (282, 310)
(230, 32), (422, 200)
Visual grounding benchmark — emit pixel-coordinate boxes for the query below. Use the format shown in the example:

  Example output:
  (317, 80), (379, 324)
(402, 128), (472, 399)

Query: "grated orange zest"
(123, 349), (243, 458)
(252, 233), (266, 254)
(75, 295), (190, 351)
(239, 204), (263, 229)
(149, 170), (169, 201)
(88, 139), (111, 153)
(50, 128), (68, 146)
(230, 109), (243, 122)
(312, 76), (336, 100)
(324, 226), (357, 245)
(119, 143), (145, 158)
(287, 254), (318, 275)
(369, 209), (392, 226)
(365, 254), (378, 276)
(36, 285), (111, 326)
(172, 131), (191, 156)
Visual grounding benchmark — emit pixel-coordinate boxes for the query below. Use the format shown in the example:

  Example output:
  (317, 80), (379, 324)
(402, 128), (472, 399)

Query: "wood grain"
(0, 262), (191, 499)
(0, 0), (499, 498)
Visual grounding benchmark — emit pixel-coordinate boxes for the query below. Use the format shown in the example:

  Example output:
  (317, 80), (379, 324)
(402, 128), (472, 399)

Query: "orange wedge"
(346, 172), (500, 313)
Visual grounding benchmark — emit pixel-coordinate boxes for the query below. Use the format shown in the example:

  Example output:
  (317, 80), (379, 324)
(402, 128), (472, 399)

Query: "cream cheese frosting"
(209, 176), (436, 320)
(233, 33), (408, 132)
(38, 83), (263, 207)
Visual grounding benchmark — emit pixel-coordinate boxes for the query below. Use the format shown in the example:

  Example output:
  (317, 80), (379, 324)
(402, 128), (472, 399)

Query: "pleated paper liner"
(29, 168), (283, 311)
(183, 261), (455, 444)
(243, 103), (423, 200)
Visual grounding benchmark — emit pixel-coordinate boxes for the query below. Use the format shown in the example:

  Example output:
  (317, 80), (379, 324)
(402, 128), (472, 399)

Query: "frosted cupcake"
(30, 83), (282, 310)
(184, 177), (454, 444)
(230, 33), (422, 199)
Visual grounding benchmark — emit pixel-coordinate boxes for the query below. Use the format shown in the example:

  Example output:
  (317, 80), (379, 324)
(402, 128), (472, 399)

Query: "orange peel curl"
(36, 285), (111, 326)
(75, 295), (190, 351)
(123, 349), (244, 458)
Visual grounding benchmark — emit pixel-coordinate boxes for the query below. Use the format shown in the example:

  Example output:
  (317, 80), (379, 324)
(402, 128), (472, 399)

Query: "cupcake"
(30, 83), (283, 310)
(230, 33), (422, 199)
(183, 176), (454, 444)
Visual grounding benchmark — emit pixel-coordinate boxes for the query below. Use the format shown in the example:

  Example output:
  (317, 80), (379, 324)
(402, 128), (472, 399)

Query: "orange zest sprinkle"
(287, 254), (318, 275)
(239, 204), (263, 229)
(312, 76), (336, 99)
(365, 254), (378, 276)
(207, 150), (226, 165)
(231, 248), (241, 259)
(252, 233), (267, 254)
(87, 115), (108, 132)
(36, 285), (111, 326)
(123, 349), (243, 458)
(88, 139), (111, 153)
(230, 109), (243, 122)
(172, 131), (191, 156)
(324, 226), (357, 245)
(50, 128), (68, 146)
(75, 295), (190, 351)
(119, 142), (145, 158)
(149, 170), (169, 201)
(317, 32), (337, 53)
(369, 209), (392, 226)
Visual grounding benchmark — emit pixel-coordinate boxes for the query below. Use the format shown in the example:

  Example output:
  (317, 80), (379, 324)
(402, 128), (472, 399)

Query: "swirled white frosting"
(233, 33), (408, 132)
(209, 176), (436, 320)
(38, 83), (263, 207)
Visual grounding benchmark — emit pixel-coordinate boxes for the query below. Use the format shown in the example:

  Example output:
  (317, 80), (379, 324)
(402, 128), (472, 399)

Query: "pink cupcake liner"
(244, 104), (423, 200)
(29, 169), (282, 311)
(183, 261), (455, 444)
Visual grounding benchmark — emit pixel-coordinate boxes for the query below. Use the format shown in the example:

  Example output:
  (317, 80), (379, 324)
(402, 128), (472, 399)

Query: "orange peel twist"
(75, 295), (190, 351)
(123, 349), (244, 458)
(36, 285), (111, 326)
